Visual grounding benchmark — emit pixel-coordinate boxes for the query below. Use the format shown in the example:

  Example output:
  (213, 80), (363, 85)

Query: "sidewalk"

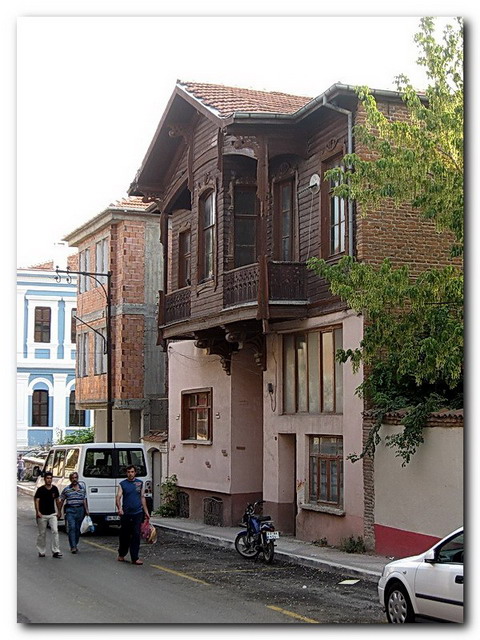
(17, 481), (390, 581)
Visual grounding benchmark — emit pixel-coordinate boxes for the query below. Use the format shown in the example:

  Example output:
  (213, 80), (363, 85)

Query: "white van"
(36, 443), (152, 528)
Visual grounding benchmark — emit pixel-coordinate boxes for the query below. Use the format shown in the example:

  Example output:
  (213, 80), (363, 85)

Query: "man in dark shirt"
(115, 465), (150, 565)
(34, 471), (62, 558)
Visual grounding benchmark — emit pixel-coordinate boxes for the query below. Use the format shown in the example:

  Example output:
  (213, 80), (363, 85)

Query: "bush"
(339, 535), (366, 554)
(154, 474), (179, 517)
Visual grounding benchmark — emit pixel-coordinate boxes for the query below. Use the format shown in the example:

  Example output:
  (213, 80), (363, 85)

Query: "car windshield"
(437, 532), (463, 564)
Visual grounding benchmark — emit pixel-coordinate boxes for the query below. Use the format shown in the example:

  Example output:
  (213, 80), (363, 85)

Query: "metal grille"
(203, 497), (223, 526)
(177, 491), (190, 519)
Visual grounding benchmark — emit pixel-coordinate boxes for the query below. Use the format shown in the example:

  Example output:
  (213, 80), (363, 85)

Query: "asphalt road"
(17, 492), (385, 624)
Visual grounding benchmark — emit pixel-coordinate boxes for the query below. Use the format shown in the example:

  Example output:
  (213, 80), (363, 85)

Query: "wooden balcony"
(164, 287), (191, 324)
(223, 261), (307, 308)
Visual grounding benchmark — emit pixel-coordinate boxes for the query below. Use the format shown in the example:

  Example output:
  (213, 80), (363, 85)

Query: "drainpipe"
(322, 96), (354, 257)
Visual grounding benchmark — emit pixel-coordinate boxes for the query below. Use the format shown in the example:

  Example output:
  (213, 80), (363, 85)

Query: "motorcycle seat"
(258, 515), (272, 522)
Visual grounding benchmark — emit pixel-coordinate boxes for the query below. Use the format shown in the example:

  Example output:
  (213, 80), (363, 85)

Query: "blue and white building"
(16, 245), (92, 449)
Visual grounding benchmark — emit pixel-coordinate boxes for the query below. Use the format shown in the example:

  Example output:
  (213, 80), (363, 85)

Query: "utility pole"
(55, 266), (113, 442)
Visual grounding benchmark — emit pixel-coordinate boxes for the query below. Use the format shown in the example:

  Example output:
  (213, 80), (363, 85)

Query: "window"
(322, 157), (346, 257)
(181, 389), (212, 442)
(199, 192), (215, 281)
(78, 332), (89, 377)
(178, 230), (191, 288)
(94, 328), (107, 375)
(234, 186), (257, 267)
(79, 248), (91, 293)
(32, 390), (49, 426)
(274, 179), (295, 260)
(436, 532), (464, 564)
(283, 328), (343, 414)
(64, 448), (79, 475)
(309, 436), (343, 507)
(69, 391), (86, 427)
(83, 449), (114, 478)
(117, 448), (147, 477)
(95, 238), (109, 284)
(34, 307), (51, 343)
(71, 308), (77, 344)
(52, 449), (66, 478)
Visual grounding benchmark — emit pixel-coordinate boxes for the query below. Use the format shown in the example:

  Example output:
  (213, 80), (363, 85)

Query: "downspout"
(322, 97), (354, 257)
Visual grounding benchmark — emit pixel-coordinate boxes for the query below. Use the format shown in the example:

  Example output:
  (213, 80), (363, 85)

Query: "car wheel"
(386, 581), (415, 623)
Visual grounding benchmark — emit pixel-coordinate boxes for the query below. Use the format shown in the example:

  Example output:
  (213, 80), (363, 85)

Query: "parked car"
(378, 527), (463, 623)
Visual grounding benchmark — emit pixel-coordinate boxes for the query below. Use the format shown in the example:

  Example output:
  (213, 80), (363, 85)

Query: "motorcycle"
(234, 500), (279, 564)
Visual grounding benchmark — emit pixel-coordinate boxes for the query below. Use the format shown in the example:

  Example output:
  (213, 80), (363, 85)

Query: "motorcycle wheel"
(234, 532), (258, 559)
(263, 540), (275, 564)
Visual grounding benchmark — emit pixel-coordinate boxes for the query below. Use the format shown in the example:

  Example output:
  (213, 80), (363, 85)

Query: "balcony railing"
(164, 287), (191, 323)
(223, 261), (307, 308)
(223, 263), (260, 307)
(268, 261), (308, 302)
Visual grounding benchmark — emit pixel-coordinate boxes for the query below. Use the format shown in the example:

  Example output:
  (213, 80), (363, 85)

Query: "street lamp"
(55, 266), (113, 442)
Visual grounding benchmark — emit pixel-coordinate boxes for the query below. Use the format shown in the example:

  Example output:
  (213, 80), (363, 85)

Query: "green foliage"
(57, 428), (94, 445)
(326, 17), (463, 255)
(154, 474), (179, 517)
(308, 18), (463, 464)
(339, 535), (366, 554)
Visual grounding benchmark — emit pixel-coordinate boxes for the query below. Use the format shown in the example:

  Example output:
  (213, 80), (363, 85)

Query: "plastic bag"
(80, 515), (94, 534)
(140, 518), (151, 541)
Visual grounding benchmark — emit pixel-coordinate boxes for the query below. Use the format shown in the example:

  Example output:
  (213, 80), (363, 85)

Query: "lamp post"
(55, 266), (113, 442)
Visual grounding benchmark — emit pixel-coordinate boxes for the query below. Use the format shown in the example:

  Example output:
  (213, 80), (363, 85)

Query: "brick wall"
(75, 218), (148, 405)
(354, 99), (459, 273)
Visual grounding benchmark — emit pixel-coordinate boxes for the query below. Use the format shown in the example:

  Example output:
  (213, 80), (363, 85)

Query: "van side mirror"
(424, 549), (437, 564)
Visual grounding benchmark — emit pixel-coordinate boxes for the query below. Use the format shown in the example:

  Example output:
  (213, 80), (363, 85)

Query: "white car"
(378, 527), (463, 623)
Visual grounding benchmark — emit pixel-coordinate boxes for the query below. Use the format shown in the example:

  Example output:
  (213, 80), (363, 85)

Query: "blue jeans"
(65, 506), (85, 550)
(118, 512), (144, 562)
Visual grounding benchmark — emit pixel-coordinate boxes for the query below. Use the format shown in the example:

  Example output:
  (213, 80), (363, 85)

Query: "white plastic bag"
(80, 515), (94, 534)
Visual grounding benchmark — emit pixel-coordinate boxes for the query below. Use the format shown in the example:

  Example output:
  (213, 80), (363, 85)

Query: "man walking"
(59, 472), (89, 553)
(116, 465), (150, 565)
(34, 471), (62, 558)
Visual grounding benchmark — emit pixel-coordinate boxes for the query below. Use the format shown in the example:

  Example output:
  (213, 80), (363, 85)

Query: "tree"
(307, 18), (463, 465)
(57, 428), (94, 445)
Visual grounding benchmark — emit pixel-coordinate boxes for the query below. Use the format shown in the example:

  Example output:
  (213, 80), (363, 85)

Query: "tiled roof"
(179, 80), (312, 118)
(108, 196), (152, 211)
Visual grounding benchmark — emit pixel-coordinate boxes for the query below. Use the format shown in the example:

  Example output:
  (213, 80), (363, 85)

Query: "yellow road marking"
(266, 605), (319, 624)
(83, 540), (116, 553)
(83, 541), (209, 584)
(150, 564), (210, 585)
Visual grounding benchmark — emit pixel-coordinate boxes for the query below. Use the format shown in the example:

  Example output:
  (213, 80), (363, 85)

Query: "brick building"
(63, 198), (168, 507)
(125, 80), (460, 552)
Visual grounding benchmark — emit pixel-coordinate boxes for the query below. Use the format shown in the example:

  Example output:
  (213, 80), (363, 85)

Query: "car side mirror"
(424, 549), (437, 564)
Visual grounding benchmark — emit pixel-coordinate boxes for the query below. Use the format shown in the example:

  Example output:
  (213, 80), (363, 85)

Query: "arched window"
(198, 191), (215, 281)
(32, 390), (49, 426)
(69, 390), (86, 427)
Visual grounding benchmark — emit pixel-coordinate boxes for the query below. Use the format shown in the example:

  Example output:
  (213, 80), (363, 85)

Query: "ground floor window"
(181, 388), (212, 442)
(308, 435), (343, 507)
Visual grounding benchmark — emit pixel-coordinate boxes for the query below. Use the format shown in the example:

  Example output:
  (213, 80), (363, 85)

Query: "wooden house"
(128, 81), (454, 547)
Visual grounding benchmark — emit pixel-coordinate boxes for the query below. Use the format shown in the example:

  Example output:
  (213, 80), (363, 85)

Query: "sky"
(15, 12), (459, 268)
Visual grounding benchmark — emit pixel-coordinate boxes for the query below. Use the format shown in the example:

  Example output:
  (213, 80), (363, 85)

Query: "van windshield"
(83, 448), (146, 478)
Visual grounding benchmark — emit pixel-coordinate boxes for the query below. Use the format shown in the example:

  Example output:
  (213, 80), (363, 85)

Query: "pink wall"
(262, 312), (366, 545)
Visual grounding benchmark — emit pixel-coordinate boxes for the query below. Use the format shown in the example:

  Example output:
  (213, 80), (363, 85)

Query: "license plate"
(266, 531), (279, 540)
(106, 515), (120, 521)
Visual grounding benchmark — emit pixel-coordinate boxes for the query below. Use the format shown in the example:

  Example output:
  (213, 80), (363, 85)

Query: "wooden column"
(256, 136), (269, 321)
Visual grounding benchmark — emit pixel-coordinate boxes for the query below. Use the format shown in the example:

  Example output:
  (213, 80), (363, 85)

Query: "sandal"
(131, 559), (143, 565)
(117, 556), (126, 562)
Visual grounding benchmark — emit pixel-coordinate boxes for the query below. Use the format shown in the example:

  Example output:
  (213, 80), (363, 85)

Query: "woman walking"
(60, 472), (89, 553)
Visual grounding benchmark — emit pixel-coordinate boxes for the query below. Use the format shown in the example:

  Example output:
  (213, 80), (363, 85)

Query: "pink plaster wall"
(262, 311), (366, 545)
